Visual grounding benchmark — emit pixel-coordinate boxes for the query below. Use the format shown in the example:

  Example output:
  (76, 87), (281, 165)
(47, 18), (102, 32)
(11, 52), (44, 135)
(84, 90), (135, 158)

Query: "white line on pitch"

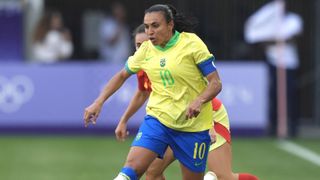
(278, 140), (320, 166)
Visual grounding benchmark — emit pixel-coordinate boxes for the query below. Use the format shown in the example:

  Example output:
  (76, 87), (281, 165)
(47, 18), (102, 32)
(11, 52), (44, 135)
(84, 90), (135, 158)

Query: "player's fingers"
(193, 111), (200, 118)
(116, 129), (124, 141)
(185, 108), (192, 119)
(119, 131), (126, 141)
(83, 111), (87, 120)
(115, 129), (119, 139)
(89, 114), (97, 125)
(84, 108), (92, 120)
(84, 115), (90, 128)
(84, 110), (95, 126)
(187, 108), (198, 119)
(83, 111), (89, 127)
(116, 133), (122, 141)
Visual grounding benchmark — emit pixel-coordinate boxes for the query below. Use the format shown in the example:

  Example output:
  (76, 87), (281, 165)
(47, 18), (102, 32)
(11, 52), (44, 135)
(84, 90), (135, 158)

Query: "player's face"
(135, 32), (148, 50)
(144, 11), (173, 47)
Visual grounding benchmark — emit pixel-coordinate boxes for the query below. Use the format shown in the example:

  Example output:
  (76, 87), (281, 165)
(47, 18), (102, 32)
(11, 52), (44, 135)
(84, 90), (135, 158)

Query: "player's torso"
(142, 35), (208, 99)
(140, 34), (212, 131)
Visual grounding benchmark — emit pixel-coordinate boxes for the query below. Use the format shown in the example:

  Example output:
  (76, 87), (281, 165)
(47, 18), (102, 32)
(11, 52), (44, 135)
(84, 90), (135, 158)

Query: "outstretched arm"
(115, 89), (150, 141)
(84, 68), (131, 127)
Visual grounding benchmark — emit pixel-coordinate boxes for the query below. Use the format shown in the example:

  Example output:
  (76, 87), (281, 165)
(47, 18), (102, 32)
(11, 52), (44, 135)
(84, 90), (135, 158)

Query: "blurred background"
(0, 0), (319, 179)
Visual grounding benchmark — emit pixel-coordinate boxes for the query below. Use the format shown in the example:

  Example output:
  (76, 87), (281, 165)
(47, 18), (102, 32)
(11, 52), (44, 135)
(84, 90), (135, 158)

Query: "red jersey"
(211, 98), (222, 111)
(137, 70), (152, 91)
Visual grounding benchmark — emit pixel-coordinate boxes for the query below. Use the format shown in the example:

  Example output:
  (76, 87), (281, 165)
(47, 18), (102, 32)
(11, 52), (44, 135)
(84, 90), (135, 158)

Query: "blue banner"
(0, 62), (268, 134)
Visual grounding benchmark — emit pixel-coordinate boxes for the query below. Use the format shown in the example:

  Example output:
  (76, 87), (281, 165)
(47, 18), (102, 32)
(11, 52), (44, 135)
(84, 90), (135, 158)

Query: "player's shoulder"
(180, 32), (204, 45)
(139, 40), (152, 50)
(134, 40), (153, 57)
(180, 32), (201, 39)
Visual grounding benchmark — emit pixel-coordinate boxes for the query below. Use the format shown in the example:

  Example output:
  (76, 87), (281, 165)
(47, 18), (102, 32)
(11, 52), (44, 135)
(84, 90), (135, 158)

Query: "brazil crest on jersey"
(125, 31), (217, 132)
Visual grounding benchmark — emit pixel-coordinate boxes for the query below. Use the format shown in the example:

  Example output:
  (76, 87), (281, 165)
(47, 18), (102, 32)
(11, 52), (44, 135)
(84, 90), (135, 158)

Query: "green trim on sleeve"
(125, 61), (136, 74)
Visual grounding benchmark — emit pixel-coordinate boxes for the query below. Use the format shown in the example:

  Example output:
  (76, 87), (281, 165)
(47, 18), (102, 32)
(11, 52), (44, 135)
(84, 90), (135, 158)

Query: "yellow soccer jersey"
(125, 31), (216, 132)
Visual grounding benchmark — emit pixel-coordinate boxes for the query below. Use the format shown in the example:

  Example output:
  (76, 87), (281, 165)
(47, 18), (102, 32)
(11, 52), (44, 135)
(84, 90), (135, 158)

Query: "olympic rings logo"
(0, 75), (34, 113)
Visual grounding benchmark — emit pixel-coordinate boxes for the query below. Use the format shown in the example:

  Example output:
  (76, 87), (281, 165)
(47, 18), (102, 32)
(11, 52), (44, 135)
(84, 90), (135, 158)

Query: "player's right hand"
(83, 102), (102, 127)
(115, 122), (129, 141)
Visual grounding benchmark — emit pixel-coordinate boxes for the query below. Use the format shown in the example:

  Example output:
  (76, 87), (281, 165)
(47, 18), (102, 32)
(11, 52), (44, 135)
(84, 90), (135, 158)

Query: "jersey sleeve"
(191, 35), (217, 76)
(125, 42), (148, 74)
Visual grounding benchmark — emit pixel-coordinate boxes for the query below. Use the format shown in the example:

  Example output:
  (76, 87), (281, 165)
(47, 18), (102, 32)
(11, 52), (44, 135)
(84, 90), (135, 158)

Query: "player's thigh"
(169, 130), (210, 176)
(147, 147), (176, 175)
(127, 116), (169, 176)
(124, 146), (158, 176)
(180, 163), (204, 180)
(207, 141), (233, 179)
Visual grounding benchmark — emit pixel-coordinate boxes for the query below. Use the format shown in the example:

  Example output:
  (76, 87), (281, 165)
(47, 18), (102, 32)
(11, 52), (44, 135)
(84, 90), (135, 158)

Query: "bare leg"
(207, 142), (238, 180)
(123, 146), (158, 178)
(179, 163), (204, 180)
(146, 148), (176, 180)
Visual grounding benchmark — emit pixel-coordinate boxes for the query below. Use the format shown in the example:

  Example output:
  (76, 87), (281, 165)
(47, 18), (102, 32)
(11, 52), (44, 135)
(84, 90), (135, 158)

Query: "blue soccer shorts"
(132, 115), (211, 173)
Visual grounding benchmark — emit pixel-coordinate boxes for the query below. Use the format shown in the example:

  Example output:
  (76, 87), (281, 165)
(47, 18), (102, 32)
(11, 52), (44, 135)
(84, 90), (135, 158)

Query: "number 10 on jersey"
(160, 69), (174, 87)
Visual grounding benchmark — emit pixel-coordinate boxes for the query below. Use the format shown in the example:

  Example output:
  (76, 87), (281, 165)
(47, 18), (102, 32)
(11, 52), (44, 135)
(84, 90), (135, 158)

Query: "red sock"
(239, 173), (259, 180)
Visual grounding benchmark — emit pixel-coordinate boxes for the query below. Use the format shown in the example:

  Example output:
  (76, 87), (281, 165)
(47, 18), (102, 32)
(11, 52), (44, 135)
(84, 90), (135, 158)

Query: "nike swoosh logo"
(194, 162), (203, 166)
(145, 57), (153, 61)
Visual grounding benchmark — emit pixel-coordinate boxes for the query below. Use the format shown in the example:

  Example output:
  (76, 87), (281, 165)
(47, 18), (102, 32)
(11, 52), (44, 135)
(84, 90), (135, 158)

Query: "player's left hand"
(186, 98), (203, 119)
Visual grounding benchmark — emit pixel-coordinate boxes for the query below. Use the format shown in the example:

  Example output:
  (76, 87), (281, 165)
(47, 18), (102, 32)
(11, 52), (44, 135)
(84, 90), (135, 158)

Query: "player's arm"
(115, 89), (150, 141)
(84, 69), (131, 127)
(186, 71), (222, 119)
(197, 71), (222, 104)
(186, 35), (222, 119)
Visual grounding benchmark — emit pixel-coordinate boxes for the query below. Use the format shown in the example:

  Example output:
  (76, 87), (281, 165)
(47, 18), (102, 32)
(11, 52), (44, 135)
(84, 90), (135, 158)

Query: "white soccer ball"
(204, 171), (218, 180)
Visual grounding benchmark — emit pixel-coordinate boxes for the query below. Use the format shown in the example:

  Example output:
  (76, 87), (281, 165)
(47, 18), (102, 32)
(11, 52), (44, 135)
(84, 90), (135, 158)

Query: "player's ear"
(168, 20), (174, 32)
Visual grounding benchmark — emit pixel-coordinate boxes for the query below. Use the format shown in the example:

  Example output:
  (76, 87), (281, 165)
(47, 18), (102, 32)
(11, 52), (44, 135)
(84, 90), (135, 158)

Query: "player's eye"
(152, 23), (159, 28)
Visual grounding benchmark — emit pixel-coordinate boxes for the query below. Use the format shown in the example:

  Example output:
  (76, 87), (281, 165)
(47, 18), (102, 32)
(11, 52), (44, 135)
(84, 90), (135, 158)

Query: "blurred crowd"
(28, 1), (132, 64)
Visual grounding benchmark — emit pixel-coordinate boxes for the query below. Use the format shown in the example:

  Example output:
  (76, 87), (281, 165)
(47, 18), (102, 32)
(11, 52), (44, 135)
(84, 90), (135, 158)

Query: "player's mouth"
(149, 37), (156, 44)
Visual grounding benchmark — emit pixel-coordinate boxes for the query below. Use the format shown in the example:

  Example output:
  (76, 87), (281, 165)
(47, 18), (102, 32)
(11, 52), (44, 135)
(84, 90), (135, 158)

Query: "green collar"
(155, 31), (180, 51)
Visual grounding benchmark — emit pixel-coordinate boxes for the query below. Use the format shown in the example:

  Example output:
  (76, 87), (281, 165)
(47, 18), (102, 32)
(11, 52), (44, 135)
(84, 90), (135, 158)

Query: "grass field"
(0, 136), (319, 180)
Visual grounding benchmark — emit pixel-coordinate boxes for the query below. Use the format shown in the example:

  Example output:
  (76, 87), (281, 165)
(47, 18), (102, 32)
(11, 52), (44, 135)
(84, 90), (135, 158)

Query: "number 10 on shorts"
(193, 142), (206, 159)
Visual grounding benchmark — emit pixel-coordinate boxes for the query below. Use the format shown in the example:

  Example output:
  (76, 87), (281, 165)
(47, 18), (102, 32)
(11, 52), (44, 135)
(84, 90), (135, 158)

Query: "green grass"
(0, 136), (319, 180)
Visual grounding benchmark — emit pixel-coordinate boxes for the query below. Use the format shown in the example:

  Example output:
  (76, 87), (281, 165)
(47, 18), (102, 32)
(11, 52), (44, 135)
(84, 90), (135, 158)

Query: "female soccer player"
(84, 4), (222, 180)
(116, 24), (259, 180)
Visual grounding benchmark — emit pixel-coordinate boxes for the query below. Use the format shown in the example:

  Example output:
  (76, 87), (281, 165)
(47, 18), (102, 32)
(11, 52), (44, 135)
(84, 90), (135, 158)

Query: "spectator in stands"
(32, 10), (73, 63)
(99, 2), (131, 64)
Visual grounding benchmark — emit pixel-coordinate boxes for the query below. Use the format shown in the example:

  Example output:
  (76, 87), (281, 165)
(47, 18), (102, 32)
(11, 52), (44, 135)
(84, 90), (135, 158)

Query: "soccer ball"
(204, 171), (218, 180)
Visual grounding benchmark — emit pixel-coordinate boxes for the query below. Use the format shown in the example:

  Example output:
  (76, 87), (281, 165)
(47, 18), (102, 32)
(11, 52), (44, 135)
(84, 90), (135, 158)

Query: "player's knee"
(124, 158), (145, 176)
